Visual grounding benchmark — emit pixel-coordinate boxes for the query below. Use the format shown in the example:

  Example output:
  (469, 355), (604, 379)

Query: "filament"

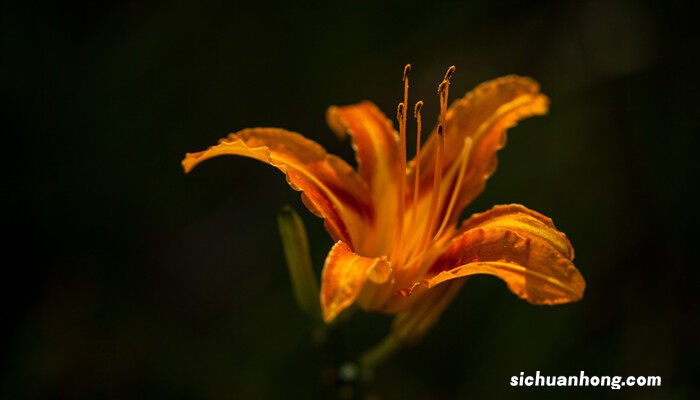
(408, 101), (424, 238)
(415, 124), (444, 254)
(412, 66), (455, 261)
(433, 137), (472, 239)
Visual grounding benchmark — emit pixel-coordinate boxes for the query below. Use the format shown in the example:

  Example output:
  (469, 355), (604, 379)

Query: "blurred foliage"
(2, 0), (698, 399)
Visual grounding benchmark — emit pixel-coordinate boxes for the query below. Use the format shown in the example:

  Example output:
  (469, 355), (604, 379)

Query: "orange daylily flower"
(182, 66), (585, 326)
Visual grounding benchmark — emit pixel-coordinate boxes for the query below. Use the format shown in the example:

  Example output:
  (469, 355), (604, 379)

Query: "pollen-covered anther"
(438, 80), (448, 95)
(396, 102), (405, 121)
(403, 64), (411, 81)
(414, 100), (423, 117)
(444, 65), (456, 81)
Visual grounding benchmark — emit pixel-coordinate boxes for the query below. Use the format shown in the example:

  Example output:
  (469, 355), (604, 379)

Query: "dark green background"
(3, 0), (698, 399)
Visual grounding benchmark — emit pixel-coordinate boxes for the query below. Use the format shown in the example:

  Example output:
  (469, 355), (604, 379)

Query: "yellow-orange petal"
(407, 76), (549, 229)
(320, 241), (393, 323)
(327, 101), (400, 187)
(327, 101), (401, 256)
(406, 204), (584, 304)
(182, 128), (372, 245)
(457, 204), (574, 260)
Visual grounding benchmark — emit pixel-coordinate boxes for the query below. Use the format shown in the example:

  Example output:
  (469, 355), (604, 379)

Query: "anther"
(443, 65), (456, 81)
(397, 102), (405, 121)
(438, 80), (448, 94)
(437, 124), (444, 137)
(403, 64), (411, 81)
(414, 100), (423, 117)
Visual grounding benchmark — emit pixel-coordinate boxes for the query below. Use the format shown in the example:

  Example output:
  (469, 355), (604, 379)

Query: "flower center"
(392, 65), (466, 277)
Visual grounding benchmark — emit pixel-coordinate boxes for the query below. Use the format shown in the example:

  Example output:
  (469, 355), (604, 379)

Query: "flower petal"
(406, 204), (584, 305)
(327, 101), (401, 256)
(320, 241), (393, 323)
(458, 204), (574, 260)
(407, 76), (549, 229)
(326, 101), (400, 187)
(182, 128), (372, 245)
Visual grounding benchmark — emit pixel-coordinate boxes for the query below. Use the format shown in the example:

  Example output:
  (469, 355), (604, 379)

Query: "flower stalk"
(358, 334), (401, 377)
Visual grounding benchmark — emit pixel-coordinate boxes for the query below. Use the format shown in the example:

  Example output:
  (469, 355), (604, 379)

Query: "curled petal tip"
(320, 241), (394, 323)
(181, 151), (204, 173)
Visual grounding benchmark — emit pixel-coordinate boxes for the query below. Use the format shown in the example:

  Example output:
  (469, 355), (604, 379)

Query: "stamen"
(433, 137), (472, 239)
(414, 66), (455, 257)
(438, 66), (455, 126)
(393, 64), (410, 264)
(408, 101), (424, 242)
(438, 81), (449, 125)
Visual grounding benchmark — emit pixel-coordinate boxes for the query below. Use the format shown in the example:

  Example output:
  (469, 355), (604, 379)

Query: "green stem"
(358, 334), (402, 376)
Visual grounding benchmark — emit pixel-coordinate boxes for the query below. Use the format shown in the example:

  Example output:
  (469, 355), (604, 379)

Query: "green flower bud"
(277, 205), (321, 322)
